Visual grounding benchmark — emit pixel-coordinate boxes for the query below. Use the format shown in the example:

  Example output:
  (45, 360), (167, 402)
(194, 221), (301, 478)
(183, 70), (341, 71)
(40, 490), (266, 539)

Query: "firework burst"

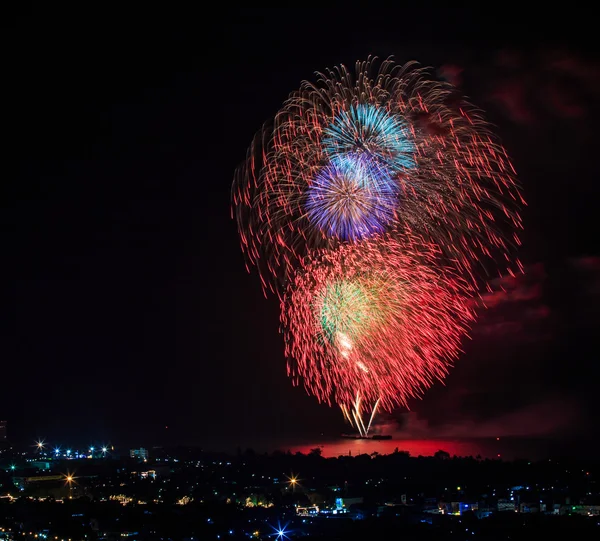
(281, 236), (476, 416)
(232, 58), (524, 295)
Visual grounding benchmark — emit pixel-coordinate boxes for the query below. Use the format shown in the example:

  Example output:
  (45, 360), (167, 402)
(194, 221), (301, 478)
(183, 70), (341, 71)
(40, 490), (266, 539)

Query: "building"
(296, 505), (319, 516)
(30, 460), (51, 471)
(0, 420), (6, 441)
(130, 448), (148, 460)
(519, 502), (539, 513)
(498, 499), (516, 512)
(440, 501), (479, 515)
(422, 498), (442, 514)
(563, 504), (600, 516)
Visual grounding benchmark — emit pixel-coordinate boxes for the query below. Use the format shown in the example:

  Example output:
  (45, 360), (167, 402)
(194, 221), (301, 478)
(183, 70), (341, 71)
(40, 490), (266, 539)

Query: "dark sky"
(5, 8), (600, 451)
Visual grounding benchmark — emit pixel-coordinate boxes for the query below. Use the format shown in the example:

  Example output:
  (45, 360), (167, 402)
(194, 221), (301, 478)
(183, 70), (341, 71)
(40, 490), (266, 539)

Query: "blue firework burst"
(323, 103), (416, 173)
(306, 153), (399, 241)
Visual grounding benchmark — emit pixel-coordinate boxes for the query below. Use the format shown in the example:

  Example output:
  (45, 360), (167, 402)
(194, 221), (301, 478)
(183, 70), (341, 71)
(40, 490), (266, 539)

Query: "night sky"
(6, 8), (600, 451)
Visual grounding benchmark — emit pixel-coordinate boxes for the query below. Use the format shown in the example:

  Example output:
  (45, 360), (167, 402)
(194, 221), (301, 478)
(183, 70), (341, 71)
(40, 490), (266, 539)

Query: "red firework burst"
(281, 236), (476, 414)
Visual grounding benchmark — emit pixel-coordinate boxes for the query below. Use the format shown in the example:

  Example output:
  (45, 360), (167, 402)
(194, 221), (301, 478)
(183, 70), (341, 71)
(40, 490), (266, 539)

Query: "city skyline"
(1, 441), (599, 539)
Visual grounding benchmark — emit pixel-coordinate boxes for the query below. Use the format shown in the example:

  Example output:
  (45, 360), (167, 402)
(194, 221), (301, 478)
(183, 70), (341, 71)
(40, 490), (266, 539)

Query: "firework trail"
(281, 236), (476, 421)
(232, 58), (524, 296)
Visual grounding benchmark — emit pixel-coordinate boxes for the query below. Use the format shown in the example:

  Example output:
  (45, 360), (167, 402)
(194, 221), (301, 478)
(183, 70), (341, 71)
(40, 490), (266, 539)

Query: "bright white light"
(102, 447), (107, 453)
(356, 361), (369, 373)
(271, 522), (290, 539)
(336, 331), (354, 359)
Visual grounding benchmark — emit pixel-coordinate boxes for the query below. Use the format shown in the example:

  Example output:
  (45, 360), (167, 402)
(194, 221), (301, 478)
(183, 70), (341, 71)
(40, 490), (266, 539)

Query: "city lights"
(0, 440), (599, 537)
(286, 473), (300, 491)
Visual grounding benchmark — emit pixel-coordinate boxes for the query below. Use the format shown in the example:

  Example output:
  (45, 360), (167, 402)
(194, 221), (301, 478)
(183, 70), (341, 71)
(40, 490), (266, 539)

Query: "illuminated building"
(30, 460), (52, 470)
(498, 499), (516, 512)
(519, 502), (540, 513)
(440, 501), (479, 515)
(140, 470), (156, 479)
(296, 505), (319, 516)
(130, 448), (149, 460)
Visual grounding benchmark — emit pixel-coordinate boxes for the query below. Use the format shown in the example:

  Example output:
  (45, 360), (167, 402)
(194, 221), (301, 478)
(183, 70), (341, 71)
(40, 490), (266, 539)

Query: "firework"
(306, 153), (399, 242)
(232, 58), (524, 295)
(232, 57), (525, 435)
(281, 236), (476, 418)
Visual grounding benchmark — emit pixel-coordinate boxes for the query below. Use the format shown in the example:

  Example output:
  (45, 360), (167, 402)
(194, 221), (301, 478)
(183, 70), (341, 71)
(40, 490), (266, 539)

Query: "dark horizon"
(6, 8), (600, 454)
(3, 431), (600, 465)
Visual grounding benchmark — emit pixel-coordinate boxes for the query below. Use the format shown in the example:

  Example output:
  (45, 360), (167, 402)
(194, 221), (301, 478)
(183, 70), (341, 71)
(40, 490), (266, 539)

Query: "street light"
(286, 473), (300, 494)
(64, 473), (75, 499)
